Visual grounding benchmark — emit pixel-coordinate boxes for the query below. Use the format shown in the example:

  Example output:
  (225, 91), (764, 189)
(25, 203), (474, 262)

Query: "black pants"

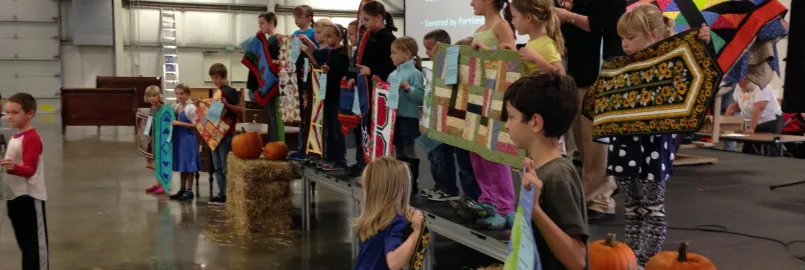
(324, 102), (346, 167)
(743, 115), (784, 156)
(7, 196), (49, 270)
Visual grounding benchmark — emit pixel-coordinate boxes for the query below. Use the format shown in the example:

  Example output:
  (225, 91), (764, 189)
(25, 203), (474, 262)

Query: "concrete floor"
(0, 117), (804, 269)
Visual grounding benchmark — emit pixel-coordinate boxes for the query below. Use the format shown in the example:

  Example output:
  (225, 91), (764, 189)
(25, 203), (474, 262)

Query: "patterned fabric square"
(582, 29), (723, 140)
(153, 105), (175, 191)
(306, 67), (325, 157)
(278, 37), (301, 124)
(195, 89), (234, 151)
(427, 44), (526, 168)
(362, 79), (397, 163)
(136, 112), (154, 159)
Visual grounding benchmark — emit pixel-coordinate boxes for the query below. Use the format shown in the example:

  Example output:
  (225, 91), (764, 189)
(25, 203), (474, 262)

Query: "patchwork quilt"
(306, 67), (325, 157)
(136, 112), (154, 159)
(241, 31), (279, 107)
(626, 0), (788, 72)
(278, 36), (301, 124)
(153, 105), (174, 191)
(582, 29), (723, 140)
(195, 90), (234, 151)
(362, 79), (397, 163)
(427, 44), (526, 168)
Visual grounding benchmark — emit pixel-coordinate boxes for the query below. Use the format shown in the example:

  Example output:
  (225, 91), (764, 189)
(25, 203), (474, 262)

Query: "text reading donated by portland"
(422, 17), (485, 28)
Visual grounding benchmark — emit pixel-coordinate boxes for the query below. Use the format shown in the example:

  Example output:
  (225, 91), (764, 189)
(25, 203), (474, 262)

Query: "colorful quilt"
(195, 90), (234, 151)
(278, 36), (301, 124)
(136, 112), (154, 159)
(409, 226), (431, 270)
(582, 29), (723, 140)
(361, 80), (397, 163)
(153, 105), (175, 191)
(426, 44), (526, 168)
(626, 0), (788, 72)
(241, 31), (280, 107)
(306, 67), (325, 157)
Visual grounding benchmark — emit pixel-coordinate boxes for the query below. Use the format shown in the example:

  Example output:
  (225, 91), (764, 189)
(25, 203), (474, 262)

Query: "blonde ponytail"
(547, 13), (565, 54)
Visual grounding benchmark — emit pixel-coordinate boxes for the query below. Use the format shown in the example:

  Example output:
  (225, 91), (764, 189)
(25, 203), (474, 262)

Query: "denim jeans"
(428, 144), (458, 195)
(211, 133), (234, 198)
(454, 148), (481, 200)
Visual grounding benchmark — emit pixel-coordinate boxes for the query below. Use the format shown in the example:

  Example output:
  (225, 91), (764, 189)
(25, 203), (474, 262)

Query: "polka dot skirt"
(606, 134), (676, 181)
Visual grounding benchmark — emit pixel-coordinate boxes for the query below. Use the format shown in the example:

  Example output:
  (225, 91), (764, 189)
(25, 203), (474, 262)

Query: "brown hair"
(392, 36), (422, 71)
(362, 1), (398, 32)
(617, 4), (674, 40)
(174, 83), (191, 95)
(456, 37), (474, 46)
(424, 29), (451, 44)
(7, 93), (37, 113)
(314, 18), (334, 28)
(348, 20), (359, 27)
(325, 24), (351, 57)
(293, 5), (314, 27)
(258, 12), (278, 27)
(503, 70), (578, 138)
(511, 0), (564, 53)
(208, 63), (228, 79)
(496, 0), (515, 38)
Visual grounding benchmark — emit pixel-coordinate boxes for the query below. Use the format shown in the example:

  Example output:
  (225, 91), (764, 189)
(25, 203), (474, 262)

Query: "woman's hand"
(356, 64), (371, 76)
(698, 23), (711, 44)
(400, 81), (411, 92)
(406, 207), (424, 232)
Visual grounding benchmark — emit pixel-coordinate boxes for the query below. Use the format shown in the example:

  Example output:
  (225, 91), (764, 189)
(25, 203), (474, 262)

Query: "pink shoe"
(145, 184), (159, 193)
(153, 186), (166, 194)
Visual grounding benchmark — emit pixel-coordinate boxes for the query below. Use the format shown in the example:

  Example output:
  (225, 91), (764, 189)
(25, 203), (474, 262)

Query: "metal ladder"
(159, 8), (178, 101)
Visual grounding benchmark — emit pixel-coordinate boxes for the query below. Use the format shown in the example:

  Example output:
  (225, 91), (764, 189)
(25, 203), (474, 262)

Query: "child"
(289, 6), (319, 162)
(169, 84), (200, 201)
(381, 36), (425, 196)
(353, 156), (425, 270)
(504, 71), (588, 270)
(292, 5), (318, 49)
(2, 93), (49, 270)
(725, 69), (783, 155)
(347, 20), (359, 48)
(144, 85), (167, 194)
(507, 0), (569, 156)
(208, 63), (244, 206)
(613, 4), (710, 265)
(348, 1), (398, 176)
(302, 19), (335, 66)
(320, 24), (352, 171)
(255, 12), (283, 143)
(466, 0), (517, 230)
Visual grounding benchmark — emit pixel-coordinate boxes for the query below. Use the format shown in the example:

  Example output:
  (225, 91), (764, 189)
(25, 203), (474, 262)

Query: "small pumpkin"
(645, 242), (716, 270)
(232, 127), (263, 159)
(589, 233), (639, 270)
(263, 141), (289, 160)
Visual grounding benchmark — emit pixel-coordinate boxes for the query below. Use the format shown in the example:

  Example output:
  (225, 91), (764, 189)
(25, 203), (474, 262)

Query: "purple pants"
(470, 152), (514, 215)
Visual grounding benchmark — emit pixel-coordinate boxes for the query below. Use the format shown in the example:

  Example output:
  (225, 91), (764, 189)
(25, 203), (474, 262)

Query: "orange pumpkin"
(589, 233), (639, 270)
(232, 128), (263, 159)
(646, 242), (716, 270)
(263, 141), (289, 160)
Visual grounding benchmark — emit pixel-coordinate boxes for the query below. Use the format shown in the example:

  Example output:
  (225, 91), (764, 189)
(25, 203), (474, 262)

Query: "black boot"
(401, 158), (420, 196)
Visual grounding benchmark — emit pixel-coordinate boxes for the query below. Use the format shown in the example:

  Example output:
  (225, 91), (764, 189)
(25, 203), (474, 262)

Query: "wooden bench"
(696, 132), (805, 157)
(60, 88), (137, 134)
(96, 76), (162, 108)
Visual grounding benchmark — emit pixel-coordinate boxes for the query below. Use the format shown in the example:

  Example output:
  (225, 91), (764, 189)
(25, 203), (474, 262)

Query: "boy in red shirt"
(2, 93), (48, 270)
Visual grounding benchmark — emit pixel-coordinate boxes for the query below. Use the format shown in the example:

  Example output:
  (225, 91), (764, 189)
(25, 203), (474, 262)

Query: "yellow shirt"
(523, 36), (562, 74)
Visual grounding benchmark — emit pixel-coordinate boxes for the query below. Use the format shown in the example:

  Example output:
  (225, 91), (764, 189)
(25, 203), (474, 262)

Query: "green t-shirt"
(532, 157), (589, 270)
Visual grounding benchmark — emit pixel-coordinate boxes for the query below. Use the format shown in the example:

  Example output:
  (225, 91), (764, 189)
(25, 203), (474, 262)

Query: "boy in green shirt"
(503, 70), (589, 270)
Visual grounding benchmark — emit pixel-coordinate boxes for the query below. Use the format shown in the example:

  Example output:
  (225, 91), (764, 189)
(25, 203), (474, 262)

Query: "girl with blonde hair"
(505, 0), (565, 74)
(353, 157), (424, 270)
(144, 85), (167, 194)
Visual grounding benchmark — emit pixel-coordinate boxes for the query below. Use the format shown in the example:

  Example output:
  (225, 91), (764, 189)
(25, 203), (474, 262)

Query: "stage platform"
(292, 146), (805, 269)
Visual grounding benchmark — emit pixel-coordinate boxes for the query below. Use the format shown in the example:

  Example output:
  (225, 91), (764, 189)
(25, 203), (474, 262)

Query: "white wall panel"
(182, 11), (233, 46)
(122, 8), (161, 45)
(0, 0), (58, 21)
(286, 0), (404, 11)
(61, 46), (115, 88)
(145, 0), (271, 4)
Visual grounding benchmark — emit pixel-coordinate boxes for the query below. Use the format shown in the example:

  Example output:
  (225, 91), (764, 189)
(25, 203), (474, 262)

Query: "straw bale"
(226, 153), (297, 235)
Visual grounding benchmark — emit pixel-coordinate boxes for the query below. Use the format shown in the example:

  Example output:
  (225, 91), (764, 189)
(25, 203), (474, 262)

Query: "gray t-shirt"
(532, 157), (589, 270)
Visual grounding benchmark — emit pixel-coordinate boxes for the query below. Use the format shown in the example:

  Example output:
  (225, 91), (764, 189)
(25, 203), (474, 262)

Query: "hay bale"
(226, 153), (298, 235)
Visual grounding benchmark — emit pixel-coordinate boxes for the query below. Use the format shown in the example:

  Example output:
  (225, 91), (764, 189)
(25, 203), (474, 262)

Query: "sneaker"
(169, 189), (186, 200)
(428, 190), (461, 201)
(288, 152), (309, 161)
(208, 196), (226, 205)
(419, 188), (437, 198)
(316, 160), (327, 169)
(467, 202), (498, 218)
(145, 184), (159, 193)
(153, 186), (166, 194)
(478, 213), (507, 230)
(504, 213), (516, 229)
(451, 198), (481, 222)
(179, 190), (195, 201)
(321, 162), (346, 171)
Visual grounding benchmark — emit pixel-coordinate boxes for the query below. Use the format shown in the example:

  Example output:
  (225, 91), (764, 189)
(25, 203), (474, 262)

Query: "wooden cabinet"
(60, 88), (137, 134)
(96, 76), (162, 108)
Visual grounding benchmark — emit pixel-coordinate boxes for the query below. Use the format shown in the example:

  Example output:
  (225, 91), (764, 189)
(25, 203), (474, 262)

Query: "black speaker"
(782, 0), (804, 112)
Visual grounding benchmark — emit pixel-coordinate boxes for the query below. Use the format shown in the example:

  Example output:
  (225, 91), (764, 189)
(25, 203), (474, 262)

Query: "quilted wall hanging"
(306, 67), (325, 157)
(427, 44), (526, 168)
(626, 0), (788, 72)
(154, 105), (175, 191)
(362, 79), (397, 163)
(136, 112), (154, 159)
(278, 36), (301, 124)
(195, 90), (234, 151)
(581, 29), (723, 140)
(241, 31), (280, 107)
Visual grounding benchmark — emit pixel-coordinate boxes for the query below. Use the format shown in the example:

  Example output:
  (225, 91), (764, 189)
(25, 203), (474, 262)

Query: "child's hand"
(372, 75), (382, 82)
(301, 44), (310, 53)
(322, 65), (330, 74)
(356, 64), (371, 76)
(522, 158), (544, 207)
(348, 78), (356, 90)
(400, 81), (411, 92)
(171, 120), (183, 126)
(298, 34), (312, 44)
(406, 206), (424, 232)
(698, 23), (711, 44)
(1, 160), (14, 172)
(499, 43), (516, 50)
(518, 47), (541, 63)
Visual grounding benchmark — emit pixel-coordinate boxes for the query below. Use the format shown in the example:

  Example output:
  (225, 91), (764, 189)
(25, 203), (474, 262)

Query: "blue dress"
(173, 105), (200, 172)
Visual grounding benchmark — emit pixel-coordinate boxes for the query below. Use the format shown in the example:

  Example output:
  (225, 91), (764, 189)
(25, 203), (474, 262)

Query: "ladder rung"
(164, 80), (179, 83)
(163, 45), (177, 49)
(164, 54), (177, 57)
(162, 37), (176, 40)
(163, 63), (177, 65)
(165, 71), (177, 74)
(162, 28), (176, 31)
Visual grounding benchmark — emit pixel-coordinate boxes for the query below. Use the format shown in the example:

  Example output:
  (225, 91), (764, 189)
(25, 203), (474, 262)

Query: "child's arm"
(746, 100), (769, 134)
(222, 91), (244, 115)
(725, 101), (739, 116)
(532, 204), (587, 270)
(301, 45), (319, 65)
(402, 73), (425, 105)
(4, 133), (43, 178)
(520, 44), (565, 74)
(386, 208), (424, 270)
